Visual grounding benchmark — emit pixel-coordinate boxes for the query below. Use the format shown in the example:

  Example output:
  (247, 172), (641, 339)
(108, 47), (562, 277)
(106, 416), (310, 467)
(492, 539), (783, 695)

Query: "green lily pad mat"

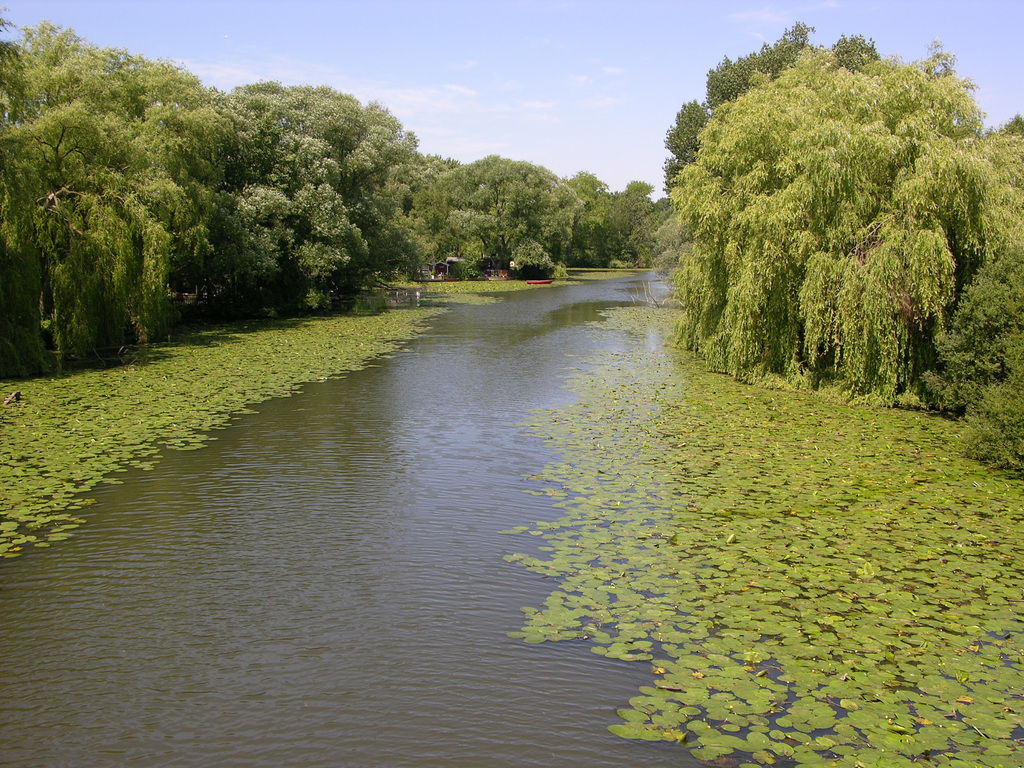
(507, 306), (1024, 767)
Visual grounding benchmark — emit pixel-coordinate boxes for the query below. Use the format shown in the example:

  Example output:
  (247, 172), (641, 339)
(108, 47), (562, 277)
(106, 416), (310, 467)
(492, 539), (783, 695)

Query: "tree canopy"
(671, 47), (1023, 402)
(411, 155), (580, 278)
(664, 24), (879, 191)
(211, 82), (419, 311)
(564, 173), (666, 268)
(0, 21), (655, 376)
(0, 23), (426, 371)
(4, 23), (227, 357)
(933, 235), (1024, 472)
(0, 15), (48, 377)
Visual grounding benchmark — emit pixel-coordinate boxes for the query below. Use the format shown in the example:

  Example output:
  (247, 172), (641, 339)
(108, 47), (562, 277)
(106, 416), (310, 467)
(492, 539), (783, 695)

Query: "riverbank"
(510, 305), (1024, 766)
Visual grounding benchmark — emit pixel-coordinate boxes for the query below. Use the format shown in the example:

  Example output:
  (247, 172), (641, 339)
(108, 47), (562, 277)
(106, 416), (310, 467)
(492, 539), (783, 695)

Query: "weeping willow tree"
(8, 24), (226, 358)
(672, 46), (1024, 402)
(0, 16), (50, 377)
(0, 171), (48, 377)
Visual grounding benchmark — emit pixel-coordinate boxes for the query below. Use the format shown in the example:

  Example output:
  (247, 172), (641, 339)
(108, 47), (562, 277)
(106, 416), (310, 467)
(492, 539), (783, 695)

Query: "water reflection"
(0, 274), (700, 767)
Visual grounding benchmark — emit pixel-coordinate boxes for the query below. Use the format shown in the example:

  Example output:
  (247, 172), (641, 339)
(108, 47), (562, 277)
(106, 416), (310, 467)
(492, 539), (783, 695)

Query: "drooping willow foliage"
(672, 48), (1024, 402)
(6, 24), (227, 359)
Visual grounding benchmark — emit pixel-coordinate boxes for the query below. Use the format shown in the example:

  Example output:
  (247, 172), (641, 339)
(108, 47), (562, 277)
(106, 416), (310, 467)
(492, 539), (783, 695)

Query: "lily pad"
(507, 306), (1024, 766)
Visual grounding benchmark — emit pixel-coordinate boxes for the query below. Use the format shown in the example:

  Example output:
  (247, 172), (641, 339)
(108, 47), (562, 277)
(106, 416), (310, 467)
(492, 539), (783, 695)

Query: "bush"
(964, 363), (1024, 474)
(934, 245), (1024, 474)
(512, 240), (556, 279)
(448, 259), (480, 280)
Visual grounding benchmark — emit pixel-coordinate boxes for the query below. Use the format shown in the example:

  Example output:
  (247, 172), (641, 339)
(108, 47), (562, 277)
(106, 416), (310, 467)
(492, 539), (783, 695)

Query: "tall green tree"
(651, 210), (692, 274)
(7, 24), (227, 357)
(604, 182), (660, 268)
(565, 171), (611, 267)
(565, 173), (664, 269)
(672, 47), (1021, 401)
(0, 16), (49, 376)
(413, 155), (579, 278)
(705, 22), (814, 110)
(664, 24), (878, 191)
(215, 82), (418, 311)
(932, 197), (1024, 473)
(663, 100), (708, 192)
(1001, 114), (1024, 137)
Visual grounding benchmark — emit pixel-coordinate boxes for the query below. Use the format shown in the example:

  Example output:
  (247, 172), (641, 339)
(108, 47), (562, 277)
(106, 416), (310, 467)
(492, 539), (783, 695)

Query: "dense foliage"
(565, 174), (666, 268)
(933, 238), (1024, 472)
(664, 24), (879, 191)
(667, 39), (1024, 470)
(210, 82), (419, 311)
(672, 49), (1021, 398)
(409, 157), (665, 279)
(0, 18), (48, 377)
(15, 25), (226, 355)
(411, 154), (579, 278)
(0, 23), (231, 363)
(0, 21), (654, 376)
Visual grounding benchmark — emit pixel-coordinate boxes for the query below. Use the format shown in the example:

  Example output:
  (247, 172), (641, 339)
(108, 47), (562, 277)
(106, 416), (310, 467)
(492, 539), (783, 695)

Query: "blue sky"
(4, 1), (1022, 195)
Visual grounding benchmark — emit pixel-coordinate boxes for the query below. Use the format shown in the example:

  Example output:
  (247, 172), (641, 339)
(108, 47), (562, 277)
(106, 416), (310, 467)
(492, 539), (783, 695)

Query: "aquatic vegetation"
(0, 308), (442, 557)
(566, 269), (648, 282)
(407, 279), (553, 294)
(380, 279), (540, 307)
(508, 306), (1024, 766)
(405, 270), (643, 304)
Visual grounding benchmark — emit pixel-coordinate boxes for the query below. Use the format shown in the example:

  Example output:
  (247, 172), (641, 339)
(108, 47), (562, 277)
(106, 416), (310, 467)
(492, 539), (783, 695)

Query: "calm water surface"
(0, 274), (699, 767)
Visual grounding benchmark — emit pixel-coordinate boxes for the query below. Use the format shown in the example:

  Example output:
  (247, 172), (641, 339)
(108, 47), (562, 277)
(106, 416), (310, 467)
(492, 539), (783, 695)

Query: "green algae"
(0, 308), (443, 557)
(566, 268), (649, 282)
(401, 278), (540, 295)
(508, 306), (1024, 767)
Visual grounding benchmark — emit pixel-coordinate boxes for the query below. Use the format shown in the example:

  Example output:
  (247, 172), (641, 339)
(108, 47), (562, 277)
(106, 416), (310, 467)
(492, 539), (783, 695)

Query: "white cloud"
(444, 84), (478, 97)
(602, 66), (624, 75)
(581, 96), (624, 109)
(520, 111), (561, 124)
(182, 52), (380, 95)
(521, 100), (556, 109)
(416, 131), (511, 161)
(371, 84), (480, 117)
(183, 52), (489, 125)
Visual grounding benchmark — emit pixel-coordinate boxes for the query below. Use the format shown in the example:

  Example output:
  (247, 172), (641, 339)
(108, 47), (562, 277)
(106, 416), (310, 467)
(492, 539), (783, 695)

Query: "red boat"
(526, 279), (553, 285)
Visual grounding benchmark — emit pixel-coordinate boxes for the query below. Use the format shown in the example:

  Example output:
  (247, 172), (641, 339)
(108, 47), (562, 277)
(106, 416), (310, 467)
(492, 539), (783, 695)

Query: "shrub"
(935, 245), (1024, 474)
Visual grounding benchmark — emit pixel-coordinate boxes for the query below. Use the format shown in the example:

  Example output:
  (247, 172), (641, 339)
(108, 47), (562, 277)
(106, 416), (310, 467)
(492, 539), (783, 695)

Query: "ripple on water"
(0, 275), (701, 767)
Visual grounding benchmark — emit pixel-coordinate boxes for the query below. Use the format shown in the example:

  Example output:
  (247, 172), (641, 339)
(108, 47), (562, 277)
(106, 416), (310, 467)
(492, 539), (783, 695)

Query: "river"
(0, 274), (699, 767)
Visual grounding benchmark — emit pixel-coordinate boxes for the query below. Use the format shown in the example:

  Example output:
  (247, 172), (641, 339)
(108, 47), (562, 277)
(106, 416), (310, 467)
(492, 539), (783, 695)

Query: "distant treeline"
(0, 21), (667, 377)
(660, 24), (1024, 473)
